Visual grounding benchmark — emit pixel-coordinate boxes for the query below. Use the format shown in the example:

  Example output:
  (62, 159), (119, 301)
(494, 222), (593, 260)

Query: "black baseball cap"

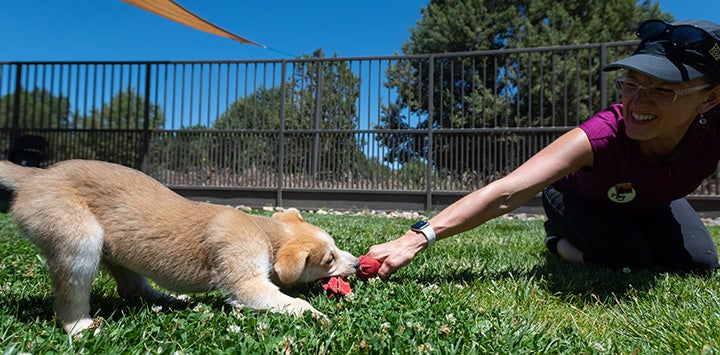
(604, 19), (720, 82)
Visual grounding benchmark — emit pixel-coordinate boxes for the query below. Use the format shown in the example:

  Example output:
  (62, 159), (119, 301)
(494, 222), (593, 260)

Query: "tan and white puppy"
(0, 159), (358, 335)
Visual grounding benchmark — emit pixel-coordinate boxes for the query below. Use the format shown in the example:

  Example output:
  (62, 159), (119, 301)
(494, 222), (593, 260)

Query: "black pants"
(542, 185), (719, 271)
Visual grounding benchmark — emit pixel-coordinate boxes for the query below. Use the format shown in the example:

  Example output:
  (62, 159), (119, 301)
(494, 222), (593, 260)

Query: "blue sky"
(1, 0), (719, 62)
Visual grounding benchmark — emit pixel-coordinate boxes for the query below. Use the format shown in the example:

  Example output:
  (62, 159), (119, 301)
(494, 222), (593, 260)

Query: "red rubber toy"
(357, 255), (381, 281)
(321, 276), (352, 297)
(321, 255), (381, 298)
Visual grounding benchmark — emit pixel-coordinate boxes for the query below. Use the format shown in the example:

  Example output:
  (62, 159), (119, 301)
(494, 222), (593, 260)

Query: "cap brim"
(603, 54), (705, 82)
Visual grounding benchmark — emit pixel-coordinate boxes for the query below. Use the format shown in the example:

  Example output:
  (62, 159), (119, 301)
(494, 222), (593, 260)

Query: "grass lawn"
(1, 210), (719, 354)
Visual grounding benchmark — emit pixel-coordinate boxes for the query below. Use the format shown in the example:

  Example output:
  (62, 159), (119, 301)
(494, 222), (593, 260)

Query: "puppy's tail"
(0, 160), (37, 191)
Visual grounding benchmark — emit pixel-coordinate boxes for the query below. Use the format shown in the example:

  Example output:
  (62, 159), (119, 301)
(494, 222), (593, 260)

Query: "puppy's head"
(272, 208), (359, 285)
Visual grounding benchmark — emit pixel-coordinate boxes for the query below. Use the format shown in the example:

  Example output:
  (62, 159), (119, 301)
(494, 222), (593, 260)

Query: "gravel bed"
(239, 205), (720, 227)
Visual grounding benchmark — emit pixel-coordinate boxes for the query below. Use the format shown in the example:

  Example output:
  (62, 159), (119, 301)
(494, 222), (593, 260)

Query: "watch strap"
(411, 221), (436, 248)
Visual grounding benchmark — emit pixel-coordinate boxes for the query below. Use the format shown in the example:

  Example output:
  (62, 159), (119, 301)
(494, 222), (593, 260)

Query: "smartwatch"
(411, 221), (436, 248)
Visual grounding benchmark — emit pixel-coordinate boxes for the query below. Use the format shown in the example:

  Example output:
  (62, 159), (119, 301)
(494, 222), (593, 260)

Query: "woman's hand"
(366, 231), (428, 279)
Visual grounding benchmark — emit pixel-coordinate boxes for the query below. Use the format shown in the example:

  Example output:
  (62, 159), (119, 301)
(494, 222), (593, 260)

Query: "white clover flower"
(174, 294), (191, 302)
(227, 325), (242, 333)
(445, 313), (457, 324)
(426, 284), (440, 293)
(257, 322), (268, 332)
(151, 305), (163, 313)
(232, 307), (245, 318)
(418, 343), (433, 353)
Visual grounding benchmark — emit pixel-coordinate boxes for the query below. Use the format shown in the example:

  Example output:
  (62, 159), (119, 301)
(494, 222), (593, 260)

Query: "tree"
(76, 88), (165, 169)
(188, 86), (283, 186)
(284, 49), (364, 183)
(378, 0), (670, 177)
(0, 86), (71, 129)
(0, 86), (71, 159)
(214, 49), (370, 186)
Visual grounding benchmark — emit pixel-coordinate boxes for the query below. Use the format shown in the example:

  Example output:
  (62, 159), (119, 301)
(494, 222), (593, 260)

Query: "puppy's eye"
(325, 254), (335, 265)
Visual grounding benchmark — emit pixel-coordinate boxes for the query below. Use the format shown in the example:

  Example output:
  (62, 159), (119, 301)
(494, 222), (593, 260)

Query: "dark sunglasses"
(636, 19), (720, 63)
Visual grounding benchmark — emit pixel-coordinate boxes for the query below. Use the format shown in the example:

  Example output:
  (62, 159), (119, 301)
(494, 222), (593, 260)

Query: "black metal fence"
(3, 41), (719, 211)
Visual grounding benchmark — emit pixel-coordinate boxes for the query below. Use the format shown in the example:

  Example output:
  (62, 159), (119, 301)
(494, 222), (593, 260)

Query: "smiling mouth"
(632, 113), (657, 122)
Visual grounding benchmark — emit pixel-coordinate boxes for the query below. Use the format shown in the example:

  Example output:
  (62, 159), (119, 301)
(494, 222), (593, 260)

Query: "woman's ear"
(700, 86), (720, 113)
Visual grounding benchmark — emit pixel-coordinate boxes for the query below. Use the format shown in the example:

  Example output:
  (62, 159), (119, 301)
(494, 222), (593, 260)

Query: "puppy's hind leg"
(43, 220), (104, 336)
(102, 261), (170, 301)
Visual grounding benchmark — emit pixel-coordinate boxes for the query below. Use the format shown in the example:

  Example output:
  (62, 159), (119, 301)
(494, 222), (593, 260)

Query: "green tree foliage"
(378, 0), (670, 177)
(0, 86), (70, 160)
(0, 86), (71, 129)
(284, 50), (364, 183)
(76, 88), (165, 169)
(213, 49), (372, 186)
(78, 87), (164, 130)
(212, 86), (281, 180)
(150, 125), (231, 185)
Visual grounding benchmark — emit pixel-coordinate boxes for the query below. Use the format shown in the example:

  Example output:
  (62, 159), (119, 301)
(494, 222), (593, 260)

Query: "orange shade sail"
(121, 0), (265, 47)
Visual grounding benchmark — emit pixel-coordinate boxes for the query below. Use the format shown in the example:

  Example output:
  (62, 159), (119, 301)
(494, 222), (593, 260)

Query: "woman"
(366, 19), (720, 278)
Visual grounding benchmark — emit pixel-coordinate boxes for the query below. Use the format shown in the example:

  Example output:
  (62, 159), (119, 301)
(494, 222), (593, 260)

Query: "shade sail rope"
(265, 47), (298, 58)
(122, 0), (296, 57)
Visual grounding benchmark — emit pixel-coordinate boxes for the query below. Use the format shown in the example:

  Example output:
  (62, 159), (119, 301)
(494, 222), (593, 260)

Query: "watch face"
(412, 221), (429, 230)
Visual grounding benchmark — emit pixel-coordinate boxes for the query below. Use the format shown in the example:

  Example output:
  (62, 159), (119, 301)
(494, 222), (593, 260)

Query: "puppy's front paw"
(276, 298), (326, 320)
(310, 308), (330, 325)
(300, 305), (329, 325)
(64, 317), (96, 336)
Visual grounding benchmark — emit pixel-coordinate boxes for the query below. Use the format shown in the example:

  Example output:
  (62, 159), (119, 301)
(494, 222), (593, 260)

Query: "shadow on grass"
(1, 290), (228, 327)
(536, 251), (715, 301)
(398, 250), (715, 307)
(532, 253), (657, 303)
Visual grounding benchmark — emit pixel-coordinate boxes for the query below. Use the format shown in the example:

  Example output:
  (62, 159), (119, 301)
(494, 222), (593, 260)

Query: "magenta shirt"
(555, 104), (720, 216)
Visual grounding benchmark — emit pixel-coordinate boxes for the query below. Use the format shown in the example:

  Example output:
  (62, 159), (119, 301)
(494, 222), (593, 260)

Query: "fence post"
(312, 59), (323, 184)
(426, 56), (435, 211)
(599, 43), (608, 109)
(140, 63), (152, 172)
(11, 64), (22, 146)
(277, 61), (287, 207)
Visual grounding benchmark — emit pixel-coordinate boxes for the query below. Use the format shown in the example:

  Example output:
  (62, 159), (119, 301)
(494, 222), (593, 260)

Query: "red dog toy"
(321, 276), (352, 297)
(320, 255), (382, 297)
(357, 255), (381, 281)
(322, 255), (381, 297)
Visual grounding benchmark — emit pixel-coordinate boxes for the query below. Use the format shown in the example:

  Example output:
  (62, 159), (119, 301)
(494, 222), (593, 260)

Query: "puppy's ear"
(274, 245), (308, 285)
(272, 208), (304, 223)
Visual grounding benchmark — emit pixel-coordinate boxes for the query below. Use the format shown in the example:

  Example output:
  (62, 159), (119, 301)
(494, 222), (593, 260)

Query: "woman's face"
(621, 70), (714, 143)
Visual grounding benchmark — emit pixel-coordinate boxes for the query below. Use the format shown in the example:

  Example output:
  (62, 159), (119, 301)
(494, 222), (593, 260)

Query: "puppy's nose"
(353, 258), (360, 268)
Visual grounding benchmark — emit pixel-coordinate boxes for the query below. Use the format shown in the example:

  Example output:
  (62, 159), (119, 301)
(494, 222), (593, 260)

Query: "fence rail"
(3, 41), (720, 212)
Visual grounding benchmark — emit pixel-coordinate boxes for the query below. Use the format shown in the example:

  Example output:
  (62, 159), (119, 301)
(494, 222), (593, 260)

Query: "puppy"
(0, 159), (358, 335)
